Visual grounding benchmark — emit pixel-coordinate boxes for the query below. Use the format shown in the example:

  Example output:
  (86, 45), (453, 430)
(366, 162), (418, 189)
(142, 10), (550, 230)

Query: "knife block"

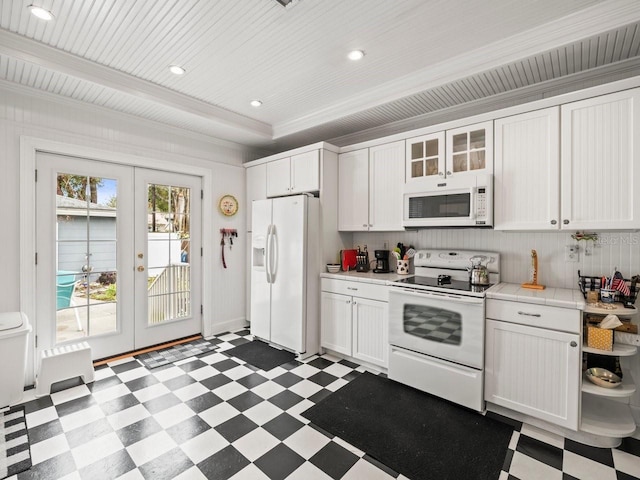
(356, 251), (370, 272)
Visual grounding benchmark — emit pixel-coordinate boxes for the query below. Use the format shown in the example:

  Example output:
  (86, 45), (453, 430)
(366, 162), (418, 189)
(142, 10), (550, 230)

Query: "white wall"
(0, 83), (250, 335)
(353, 230), (640, 290)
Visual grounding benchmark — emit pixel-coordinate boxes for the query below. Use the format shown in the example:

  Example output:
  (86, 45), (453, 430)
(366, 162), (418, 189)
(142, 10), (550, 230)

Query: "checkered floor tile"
(8, 328), (640, 480)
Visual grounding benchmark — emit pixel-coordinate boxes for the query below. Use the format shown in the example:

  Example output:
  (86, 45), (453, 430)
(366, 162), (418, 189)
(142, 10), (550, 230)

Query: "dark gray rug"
(136, 338), (218, 369)
(302, 372), (514, 480)
(0, 406), (31, 480)
(227, 340), (296, 371)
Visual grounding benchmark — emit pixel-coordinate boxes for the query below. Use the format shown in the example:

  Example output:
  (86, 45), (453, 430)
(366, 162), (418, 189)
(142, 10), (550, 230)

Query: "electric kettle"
(468, 255), (490, 285)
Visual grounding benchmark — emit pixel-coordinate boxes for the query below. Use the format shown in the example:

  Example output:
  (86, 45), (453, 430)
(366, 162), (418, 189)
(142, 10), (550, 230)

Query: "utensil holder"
(600, 288), (616, 303)
(396, 259), (409, 275)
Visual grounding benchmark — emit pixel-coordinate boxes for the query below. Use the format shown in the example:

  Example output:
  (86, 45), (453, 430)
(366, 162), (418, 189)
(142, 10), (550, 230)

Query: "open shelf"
(582, 371), (636, 398)
(580, 394), (637, 438)
(583, 342), (638, 357)
(583, 303), (637, 316)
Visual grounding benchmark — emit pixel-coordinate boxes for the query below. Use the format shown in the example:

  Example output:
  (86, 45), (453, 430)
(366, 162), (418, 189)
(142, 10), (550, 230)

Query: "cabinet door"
(405, 132), (445, 188)
(320, 292), (352, 356)
(246, 164), (267, 230)
(338, 149), (369, 231)
(494, 108), (560, 230)
(369, 141), (405, 231)
(290, 150), (320, 194)
(561, 89), (640, 230)
(266, 157), (291, 197)
(485, 319), (580, 430)
(352, 297), (388, 368)
(445, 121), (493, 177)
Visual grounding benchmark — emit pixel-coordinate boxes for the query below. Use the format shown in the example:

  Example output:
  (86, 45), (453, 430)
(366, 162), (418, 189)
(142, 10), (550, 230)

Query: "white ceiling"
(1, 0), (639, 153)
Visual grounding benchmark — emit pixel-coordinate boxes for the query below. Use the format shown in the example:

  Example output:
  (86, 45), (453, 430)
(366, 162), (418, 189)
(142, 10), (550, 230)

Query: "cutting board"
(341, 249), (358, 271)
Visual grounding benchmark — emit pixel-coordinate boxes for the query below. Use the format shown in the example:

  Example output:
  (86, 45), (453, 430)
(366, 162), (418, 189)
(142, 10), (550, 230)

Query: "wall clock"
(218, 194), (239, 216)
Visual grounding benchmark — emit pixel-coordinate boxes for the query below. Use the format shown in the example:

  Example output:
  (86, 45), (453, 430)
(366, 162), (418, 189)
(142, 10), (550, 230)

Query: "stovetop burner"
(393, 275), (493, 295)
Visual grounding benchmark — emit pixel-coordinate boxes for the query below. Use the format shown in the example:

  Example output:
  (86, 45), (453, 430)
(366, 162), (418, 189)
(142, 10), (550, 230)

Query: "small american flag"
(612, 277), (631, 297)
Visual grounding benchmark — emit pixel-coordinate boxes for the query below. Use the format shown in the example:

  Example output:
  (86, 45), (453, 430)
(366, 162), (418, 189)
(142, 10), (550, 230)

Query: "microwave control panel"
(476, 188), (488, 223)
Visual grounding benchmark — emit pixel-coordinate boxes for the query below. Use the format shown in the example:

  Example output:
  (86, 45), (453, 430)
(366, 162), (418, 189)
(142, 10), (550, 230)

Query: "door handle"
(137, 266), (145, 272)
(517, 311), (541, 317)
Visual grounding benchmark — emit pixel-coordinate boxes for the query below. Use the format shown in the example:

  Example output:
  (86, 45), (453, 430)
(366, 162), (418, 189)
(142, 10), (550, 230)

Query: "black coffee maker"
(373, 250), (391, 273)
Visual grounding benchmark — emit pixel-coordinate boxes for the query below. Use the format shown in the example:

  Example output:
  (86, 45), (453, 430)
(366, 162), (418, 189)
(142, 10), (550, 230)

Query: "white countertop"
(320, 270), (412, 285)
(487, 282), (585, 309)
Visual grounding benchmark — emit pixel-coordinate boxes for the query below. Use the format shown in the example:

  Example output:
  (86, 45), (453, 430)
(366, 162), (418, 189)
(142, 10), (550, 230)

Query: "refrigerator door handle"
(270, 225), (278, 283)
(265, 224), (273, 284)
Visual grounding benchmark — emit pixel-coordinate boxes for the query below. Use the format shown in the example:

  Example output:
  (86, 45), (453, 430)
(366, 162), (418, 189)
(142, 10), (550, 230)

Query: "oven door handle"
(389, 287), (484, 305)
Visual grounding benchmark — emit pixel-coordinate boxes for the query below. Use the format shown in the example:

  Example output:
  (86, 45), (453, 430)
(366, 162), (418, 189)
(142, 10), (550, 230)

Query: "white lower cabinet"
(321, 279), (389, 368)
(485, 300), (581, 430)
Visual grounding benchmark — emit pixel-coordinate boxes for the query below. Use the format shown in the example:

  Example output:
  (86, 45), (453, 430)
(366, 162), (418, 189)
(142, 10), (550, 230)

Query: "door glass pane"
(425, 159), (439, 176)
(425, 139), (439, 157)
(403, 304), (461, 345)
(147, 184), (192, 325)
(469, 129), (485, 149)
(469, 150), (485, 170)
(56, 174), (118, 343)
(411, 160), (423, 178)
(452, 133), (467, 152)
(411, 142), (423, 160)
(452, 153), (468, 172)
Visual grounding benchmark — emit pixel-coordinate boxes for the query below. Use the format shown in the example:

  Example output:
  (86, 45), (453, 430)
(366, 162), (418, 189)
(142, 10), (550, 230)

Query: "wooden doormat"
(0, 406), (31, 480)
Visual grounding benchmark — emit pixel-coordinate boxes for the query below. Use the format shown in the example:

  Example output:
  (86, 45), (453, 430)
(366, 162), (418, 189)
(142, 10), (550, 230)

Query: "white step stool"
(35, 342), (95, 397)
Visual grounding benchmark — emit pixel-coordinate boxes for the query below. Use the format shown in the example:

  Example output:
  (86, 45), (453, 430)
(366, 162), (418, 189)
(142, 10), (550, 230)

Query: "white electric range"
(387, 249), (500, 412)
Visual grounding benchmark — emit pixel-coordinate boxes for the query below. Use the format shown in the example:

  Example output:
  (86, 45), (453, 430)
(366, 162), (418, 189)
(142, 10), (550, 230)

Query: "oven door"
(389, 287), (485, 369)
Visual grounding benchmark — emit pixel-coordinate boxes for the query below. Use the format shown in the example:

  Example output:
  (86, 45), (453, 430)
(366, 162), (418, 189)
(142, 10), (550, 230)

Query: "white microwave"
(403, 175), (493, 228)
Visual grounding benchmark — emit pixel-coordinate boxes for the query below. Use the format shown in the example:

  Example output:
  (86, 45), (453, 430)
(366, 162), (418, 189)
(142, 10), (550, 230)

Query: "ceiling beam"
(0, 29), (273, 142)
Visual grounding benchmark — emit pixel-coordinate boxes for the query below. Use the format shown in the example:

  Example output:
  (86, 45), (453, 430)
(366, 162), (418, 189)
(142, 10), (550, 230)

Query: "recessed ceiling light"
(250, 100), (263, 108)
(168, 65), (186, 75)
(28, 5), (54, 21)
(348, 50), (365, 61)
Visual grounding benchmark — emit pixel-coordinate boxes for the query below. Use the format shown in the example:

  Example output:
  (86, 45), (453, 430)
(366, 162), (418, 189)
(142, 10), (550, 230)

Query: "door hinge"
(35, 335), (38, 348)
(200, 305), (203, 314)
(201, 247), (203, 256)
(201, 190), (204, 199)
(35, 169), (38, 182)
(35, 252), (38, 265)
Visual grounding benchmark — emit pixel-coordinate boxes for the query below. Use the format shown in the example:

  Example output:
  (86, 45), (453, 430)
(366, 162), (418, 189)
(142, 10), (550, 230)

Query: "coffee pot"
(468, 255), (490, 285)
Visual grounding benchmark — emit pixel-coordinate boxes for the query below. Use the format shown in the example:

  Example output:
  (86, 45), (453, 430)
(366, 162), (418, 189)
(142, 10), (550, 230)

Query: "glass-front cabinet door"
(445, 121), (494, 177)
(405, 132), (445, 185)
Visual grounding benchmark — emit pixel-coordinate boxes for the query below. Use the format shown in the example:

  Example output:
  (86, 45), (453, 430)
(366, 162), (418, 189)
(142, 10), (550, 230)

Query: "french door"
(35, 152), (202, 360)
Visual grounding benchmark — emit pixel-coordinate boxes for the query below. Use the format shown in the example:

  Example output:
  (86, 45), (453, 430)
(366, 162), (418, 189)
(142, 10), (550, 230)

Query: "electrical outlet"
(565, 245), (579, 262)
(383, 240), (389, 250)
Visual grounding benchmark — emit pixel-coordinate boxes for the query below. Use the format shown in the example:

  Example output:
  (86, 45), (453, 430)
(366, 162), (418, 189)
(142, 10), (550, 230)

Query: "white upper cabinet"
(494, 107), (560, 230)
(369, 141), (405, 231)
(338, 141), (404, 231)
(445, 121), (494, 177)
(561, 89), (640, 230)
(246, 163), (267, 230)
(266, 150), (320, 197)
(338, 149), (369, 231)
(405, 122), (492, 191)
(405, 131), (445, 185)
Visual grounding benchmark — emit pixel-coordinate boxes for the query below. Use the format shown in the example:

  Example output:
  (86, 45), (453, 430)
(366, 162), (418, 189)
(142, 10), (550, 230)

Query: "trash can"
(0, 312), (32, 408)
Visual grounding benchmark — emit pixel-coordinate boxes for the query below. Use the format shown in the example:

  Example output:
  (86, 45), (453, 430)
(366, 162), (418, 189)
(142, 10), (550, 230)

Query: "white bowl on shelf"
(585, 367), (621, 388)
(326, 264), (341, 273)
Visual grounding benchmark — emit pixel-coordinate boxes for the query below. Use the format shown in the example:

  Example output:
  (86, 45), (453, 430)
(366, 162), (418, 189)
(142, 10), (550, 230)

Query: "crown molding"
(0, 29), (273, 143)
(272, 0), (640, 139)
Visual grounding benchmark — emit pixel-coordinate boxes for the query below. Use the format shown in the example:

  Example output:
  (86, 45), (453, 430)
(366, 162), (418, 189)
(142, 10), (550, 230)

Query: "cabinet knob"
(446, 171), (452, 176)
(363, 224), (368, 227)
(346, 300), (351, 304)
(369, 224), (373, 227)
(570, 341), (578, 348)
(563, 219), (569, 225)
(550, 219), (557, 225)
(438, 172), (444, 176)
(353, 301), (357, 305)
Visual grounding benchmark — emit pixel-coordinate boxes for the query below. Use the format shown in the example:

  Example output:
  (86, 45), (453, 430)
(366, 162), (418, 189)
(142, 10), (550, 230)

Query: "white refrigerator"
(250, 195), (320, 356)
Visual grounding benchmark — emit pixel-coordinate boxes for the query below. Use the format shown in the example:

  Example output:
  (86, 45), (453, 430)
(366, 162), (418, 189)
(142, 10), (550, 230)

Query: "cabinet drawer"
(321, 278), (389, 302)
(486, 299), (580, 333)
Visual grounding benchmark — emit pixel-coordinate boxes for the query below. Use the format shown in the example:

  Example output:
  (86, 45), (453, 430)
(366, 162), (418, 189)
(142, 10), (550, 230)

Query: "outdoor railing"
(147, 264), (190, 324)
